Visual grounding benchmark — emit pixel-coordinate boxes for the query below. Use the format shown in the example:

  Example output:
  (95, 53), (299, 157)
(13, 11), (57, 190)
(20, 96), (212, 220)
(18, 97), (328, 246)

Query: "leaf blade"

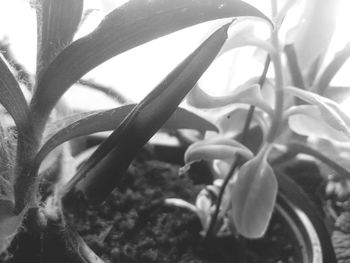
(62, 22), (230, 205)
(30, 0), (268, 129)
(35, 105), (217, 166)
(0, 56), (30, 133)
(35, 0), (83, 79)
(231, 150), (277, 238)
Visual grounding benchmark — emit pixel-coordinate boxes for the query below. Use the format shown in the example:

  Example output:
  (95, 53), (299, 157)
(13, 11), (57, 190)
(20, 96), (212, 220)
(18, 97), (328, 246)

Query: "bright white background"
(0, 0), (350, 110)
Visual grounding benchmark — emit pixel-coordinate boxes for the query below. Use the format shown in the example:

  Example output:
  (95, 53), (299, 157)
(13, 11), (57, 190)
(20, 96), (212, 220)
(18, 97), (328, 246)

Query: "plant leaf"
(316, 42), (350, 95)
(35, 0), (84, 80)
(184, 136), (254, 165)
(284, 44), (305, 89)
(0, 56), (30, 133)
(288, 105), (350, 141)
(286, 86), (350, 138)
(30, 0), (268, 130)
(36, 104), (217, 167)
(58, 23), (230, 205)
(231, 148), (277, 238)
(324, 86), (350, 103)
(187, 83), (273, 116)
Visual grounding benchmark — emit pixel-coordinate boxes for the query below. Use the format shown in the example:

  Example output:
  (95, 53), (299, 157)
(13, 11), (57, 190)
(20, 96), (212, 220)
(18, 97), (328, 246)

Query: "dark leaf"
(0, 56), (30, 133)
(62, 23), (230, 204)
(36, 104), (217, 166)
(35, 0), (83, 79)
(30, 0), (268, 130)
(284, 44), (305, 89)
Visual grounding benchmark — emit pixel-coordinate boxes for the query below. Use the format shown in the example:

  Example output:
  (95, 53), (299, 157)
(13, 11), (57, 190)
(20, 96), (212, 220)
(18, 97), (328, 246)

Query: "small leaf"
(36, 105), (217, 168)
(316, 42), (350, 95)
(288, 105), (350, 142)
(35, 0), (84, 79)
(0, 56), (30, 133)
(184, 136), (254, 165)
(30, 0), (268, 130)
(187, 83), (273, 116)
(231, 147), (277, 238)
(59, 23), (230, 204)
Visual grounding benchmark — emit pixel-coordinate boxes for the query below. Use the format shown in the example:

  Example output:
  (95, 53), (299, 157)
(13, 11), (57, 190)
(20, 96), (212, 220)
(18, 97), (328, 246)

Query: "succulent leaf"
(231, 148), (277, 238)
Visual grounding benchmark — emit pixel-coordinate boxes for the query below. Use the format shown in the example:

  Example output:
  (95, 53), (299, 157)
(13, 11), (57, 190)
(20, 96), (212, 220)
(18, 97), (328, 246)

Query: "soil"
(66, 147), (301, 263)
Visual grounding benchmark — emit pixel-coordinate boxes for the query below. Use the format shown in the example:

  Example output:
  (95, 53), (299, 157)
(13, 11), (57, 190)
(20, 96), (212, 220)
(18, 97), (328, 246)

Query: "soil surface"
(66, 148), (301, 263)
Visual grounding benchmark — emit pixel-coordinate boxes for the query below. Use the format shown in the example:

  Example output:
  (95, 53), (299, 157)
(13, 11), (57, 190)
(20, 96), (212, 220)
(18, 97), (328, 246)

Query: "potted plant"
(0, 0), (349, 262)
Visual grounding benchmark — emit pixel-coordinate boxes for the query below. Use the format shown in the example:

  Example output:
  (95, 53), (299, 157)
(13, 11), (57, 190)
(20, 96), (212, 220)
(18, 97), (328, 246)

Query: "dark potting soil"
(66, 150), (300, 263)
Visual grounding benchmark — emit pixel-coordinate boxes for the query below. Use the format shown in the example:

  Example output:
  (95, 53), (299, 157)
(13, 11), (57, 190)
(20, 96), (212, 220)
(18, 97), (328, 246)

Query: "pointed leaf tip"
(63, 22), (231, 204)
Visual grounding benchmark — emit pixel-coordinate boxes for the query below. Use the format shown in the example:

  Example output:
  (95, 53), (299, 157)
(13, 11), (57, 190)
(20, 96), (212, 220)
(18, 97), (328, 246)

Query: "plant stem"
(267, 29), (285, 143)
(205, 56), (270, 238)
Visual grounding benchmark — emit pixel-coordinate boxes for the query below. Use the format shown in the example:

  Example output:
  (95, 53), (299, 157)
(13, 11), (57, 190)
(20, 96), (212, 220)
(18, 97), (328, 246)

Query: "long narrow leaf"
(35, 104), (217, 167)
(316, 42), (350, 95)
(30, 0), (268, 130)
(0, 56), (30, 133)
(62, 23), (230, 205)
(35, 0), (83, 79)
(284, 44), (305, 90)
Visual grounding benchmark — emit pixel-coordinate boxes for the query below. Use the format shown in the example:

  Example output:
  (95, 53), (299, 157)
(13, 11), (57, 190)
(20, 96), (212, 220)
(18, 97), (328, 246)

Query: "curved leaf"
(35, 0), (84, 79)
(184, 136), (254, 164)
(187, 83), (273, 116)
(231, 147), (277, 238)
(0, 56), (30, 133)
(218, 19), (275, 57)
(286, 86), (350, 138)
(37, 104), (217, 166)
(30, 0), (268, 129)
(216, 107), (269, 138)
(288, 105), (350, 142)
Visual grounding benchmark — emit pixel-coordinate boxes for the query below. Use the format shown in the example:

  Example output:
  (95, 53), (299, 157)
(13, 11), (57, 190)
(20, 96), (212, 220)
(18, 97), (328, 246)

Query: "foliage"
(170, 0), (350, 243)
(2, 0), (350, 261)
(0, 0), (267, 261)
